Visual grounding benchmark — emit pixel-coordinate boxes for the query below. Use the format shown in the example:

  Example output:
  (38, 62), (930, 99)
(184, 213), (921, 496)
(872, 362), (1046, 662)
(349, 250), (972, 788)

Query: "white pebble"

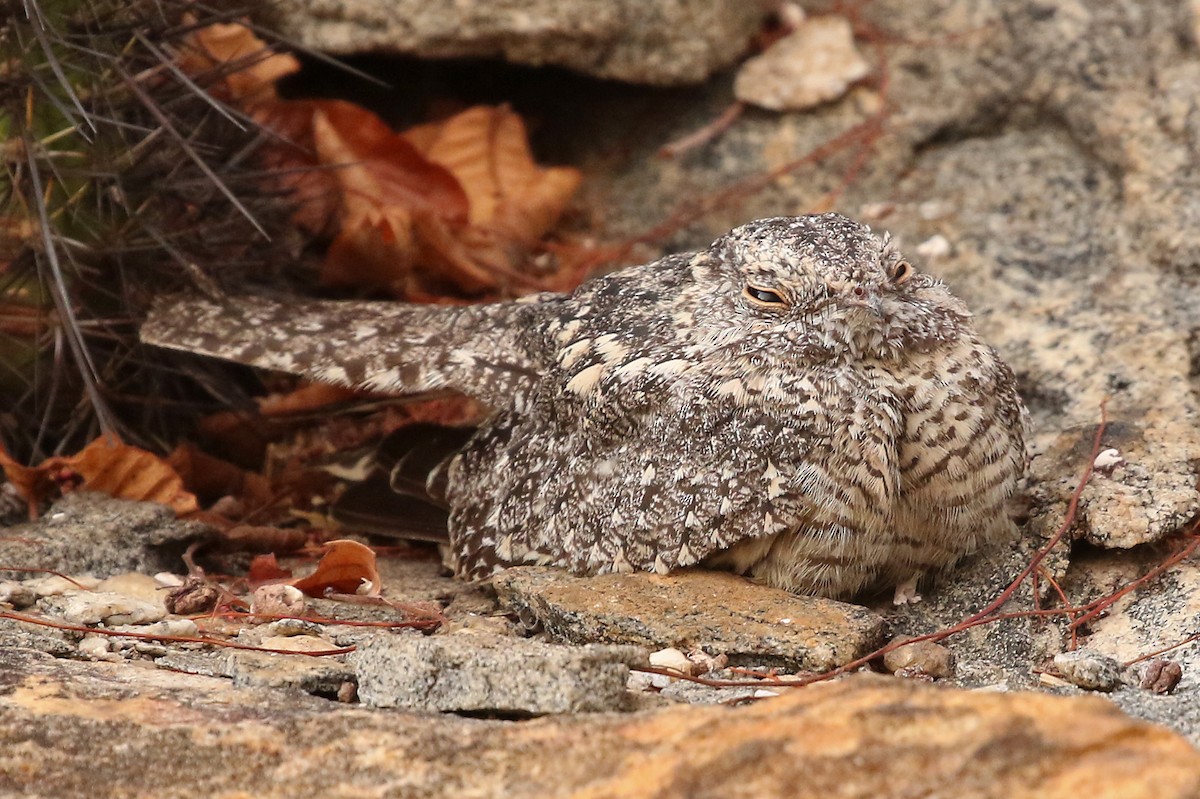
(58, 592), (166, 626)
(153, 572), (185, 588)
(78, 635), (121, 662)
(251, 584), (307, 617)
(1093, 448), (1125, 470)
(648, 647), (692, 673)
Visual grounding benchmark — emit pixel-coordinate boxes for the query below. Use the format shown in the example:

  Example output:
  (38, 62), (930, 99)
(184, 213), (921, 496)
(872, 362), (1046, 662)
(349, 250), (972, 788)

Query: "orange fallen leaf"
(178, 22), (587, 299)
(220, 525), (308, 554)
(60, 438), (200, 516)
(320, 207), (424, 295)
(168, 442), (273, 510)
(248, 553), (293, 583)
(256, 382), (364, 417)
(291, 539), (381, 597)
(312, 107), (469, 224)
(0, 437), (199, 517)
(0, 442), (55, 518)
(178, 21), (300, 106)
(404, 105), (582, 243)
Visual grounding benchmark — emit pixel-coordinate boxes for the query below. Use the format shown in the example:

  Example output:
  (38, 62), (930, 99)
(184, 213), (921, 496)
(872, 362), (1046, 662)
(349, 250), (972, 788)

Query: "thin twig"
(963, 399), (1108, 624)
(0, 609), (355, 656)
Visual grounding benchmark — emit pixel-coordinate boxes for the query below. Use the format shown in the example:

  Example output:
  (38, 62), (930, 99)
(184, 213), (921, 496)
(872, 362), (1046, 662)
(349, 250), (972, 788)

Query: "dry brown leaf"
(256, 383), (364, 417)
(306, 102), (581, 296)
(180, 22), (300, 105)
(404, 106), (582, 242)
(321, 208), (422, 295)
(248, 553), (294, 583)
(0, 442), (56, 518)
(178, 24), (584, 298)
(0, 437), (199, 517)
(168, 442), (273, 510)
(291, 539), (381, 597)
(62, 438), (200, 515)
(312, 108), (469, 225)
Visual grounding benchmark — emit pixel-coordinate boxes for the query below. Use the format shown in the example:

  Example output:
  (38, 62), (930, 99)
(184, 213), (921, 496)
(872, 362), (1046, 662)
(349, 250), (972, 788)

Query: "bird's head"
(694, 213), (971, 362)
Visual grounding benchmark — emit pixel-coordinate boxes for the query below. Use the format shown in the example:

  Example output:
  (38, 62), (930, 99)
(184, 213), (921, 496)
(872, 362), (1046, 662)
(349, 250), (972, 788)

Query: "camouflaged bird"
(142, 213), (1028, 600)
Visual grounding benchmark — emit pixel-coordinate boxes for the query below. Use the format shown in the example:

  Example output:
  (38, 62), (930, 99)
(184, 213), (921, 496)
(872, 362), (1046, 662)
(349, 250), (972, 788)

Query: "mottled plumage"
(142, 214), (1027, 599)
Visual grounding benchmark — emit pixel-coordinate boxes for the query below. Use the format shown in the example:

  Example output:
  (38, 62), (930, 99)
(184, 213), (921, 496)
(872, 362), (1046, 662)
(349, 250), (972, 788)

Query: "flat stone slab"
(352, 632), (646, 714)
(229, 650), (356, 696)
(3, 650), (1198, 799)
(492, 567), (885, 671)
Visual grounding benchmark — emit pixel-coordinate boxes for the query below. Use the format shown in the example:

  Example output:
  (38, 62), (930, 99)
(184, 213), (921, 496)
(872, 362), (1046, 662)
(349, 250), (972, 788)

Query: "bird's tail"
(140, 294), (550, 407)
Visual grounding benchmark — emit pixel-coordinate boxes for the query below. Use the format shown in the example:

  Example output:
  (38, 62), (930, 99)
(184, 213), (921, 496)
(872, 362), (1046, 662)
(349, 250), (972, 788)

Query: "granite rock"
(352, 631), (646, 714)
(0, 492), (213, 579)
(2, 650), (1198, 798)
(260, 0), (765, 86)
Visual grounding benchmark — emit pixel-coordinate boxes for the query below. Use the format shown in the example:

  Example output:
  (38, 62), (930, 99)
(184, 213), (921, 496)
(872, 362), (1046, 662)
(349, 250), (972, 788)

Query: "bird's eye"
(890, 260), (914, 284)
(743, 284), (788, 307)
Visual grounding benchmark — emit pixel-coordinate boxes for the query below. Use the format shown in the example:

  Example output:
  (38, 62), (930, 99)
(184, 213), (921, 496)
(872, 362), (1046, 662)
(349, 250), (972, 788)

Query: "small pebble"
(649, 647), (693, 674)
(1092, 448), (1125, 470)
(54, 592), (166, 626)
(259, 634), (338, 653)
(0, 580), (37, 609)
(883, 640), (956, 679)
(251, 584), (307, 618)
(261, 618), (324, 638)
(1138, 659), (1183, 695)
(78, 635), (121, 662)
(164, 579), (220, 615)
(1053, 649), (1123, 692)
(95, 572), (164, 608)
(337, 681), (358, 703)
(916, 234), (951, 260)
(734, 15), (869, 111)
(153, 572), (185, 588)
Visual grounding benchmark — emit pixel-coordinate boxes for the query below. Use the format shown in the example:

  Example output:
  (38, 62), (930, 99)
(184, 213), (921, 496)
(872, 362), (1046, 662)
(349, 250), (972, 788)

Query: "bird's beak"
(844, 288), (882, 315)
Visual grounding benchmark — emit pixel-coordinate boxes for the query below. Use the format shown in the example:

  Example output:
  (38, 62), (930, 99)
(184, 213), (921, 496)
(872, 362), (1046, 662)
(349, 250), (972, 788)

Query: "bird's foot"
(892, 575), (922, 605)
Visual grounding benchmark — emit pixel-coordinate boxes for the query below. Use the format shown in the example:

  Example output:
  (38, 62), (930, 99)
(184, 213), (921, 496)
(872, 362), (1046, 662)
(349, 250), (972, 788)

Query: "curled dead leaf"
(0, 437), (198, 517)
(63, 438), (200, 516)
(168, 442), (273, 510)
(291, 539), (381, 597)
(220, 525), (308, 554)
(178, 23), (587, 299)
(248, 553), (294, 583)
(312, 107), (469, 225)
(0, 442), (55, 518)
